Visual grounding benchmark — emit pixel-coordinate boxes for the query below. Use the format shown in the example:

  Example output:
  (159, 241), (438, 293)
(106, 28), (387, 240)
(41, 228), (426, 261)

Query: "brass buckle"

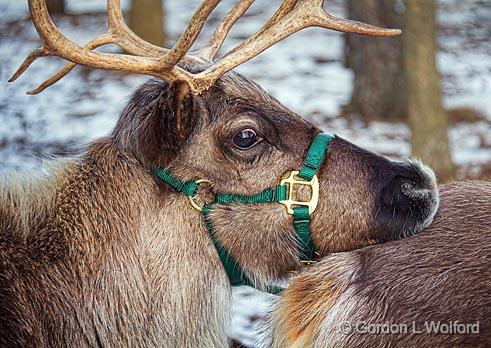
(279, 170), (319, 215)
(189, 179), (211, 212)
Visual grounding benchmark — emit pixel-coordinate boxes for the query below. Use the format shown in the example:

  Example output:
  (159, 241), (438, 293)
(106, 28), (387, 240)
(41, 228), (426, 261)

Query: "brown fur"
(1, 139), (228, 346)
(1, 74), (439, 345)
(267, 180), (491, 348)
(280, 254), (358, 347)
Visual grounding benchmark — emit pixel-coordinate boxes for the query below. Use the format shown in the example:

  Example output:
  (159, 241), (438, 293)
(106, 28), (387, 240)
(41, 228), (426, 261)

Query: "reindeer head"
(11, 0), (438, 289)
(112, 75), (438, 288)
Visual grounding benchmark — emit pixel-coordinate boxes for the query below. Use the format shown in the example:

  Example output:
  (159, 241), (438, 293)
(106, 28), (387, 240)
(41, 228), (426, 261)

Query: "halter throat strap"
(154, 133), (333, 293)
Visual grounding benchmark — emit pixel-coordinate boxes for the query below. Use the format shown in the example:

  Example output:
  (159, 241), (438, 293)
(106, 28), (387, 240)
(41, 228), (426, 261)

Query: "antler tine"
(25, 35), (114, 94)
(197, 0), (255, 61)
(194, 0), (401, 91)
(106, 0), (202, 63)
(225, 0), (297, 58)
(106, 0), (168, 57)
(8, 48), (49, 83)
(156, 0), (221, 69)
(313, 1), (402, 36)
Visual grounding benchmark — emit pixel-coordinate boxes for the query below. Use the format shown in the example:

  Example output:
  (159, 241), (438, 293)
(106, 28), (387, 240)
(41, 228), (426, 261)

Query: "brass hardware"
(279, 170), (319, 215)
(301, 260), (318, 265)
(189, 179), (211, 212)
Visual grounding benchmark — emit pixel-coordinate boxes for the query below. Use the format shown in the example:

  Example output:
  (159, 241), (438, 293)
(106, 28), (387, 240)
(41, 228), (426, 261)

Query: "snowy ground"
(0, 0), (490, 346)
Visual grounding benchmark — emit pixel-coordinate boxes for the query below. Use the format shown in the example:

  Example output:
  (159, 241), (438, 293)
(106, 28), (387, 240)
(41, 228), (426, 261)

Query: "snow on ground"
(0, 0), (490, 346)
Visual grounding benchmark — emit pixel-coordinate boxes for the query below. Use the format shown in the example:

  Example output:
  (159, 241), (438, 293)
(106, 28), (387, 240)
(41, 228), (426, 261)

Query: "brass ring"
(188, 179), (211, 212)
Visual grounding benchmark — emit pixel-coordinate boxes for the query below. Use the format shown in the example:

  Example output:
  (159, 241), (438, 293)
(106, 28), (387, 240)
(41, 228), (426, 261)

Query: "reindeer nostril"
(401, 182), (413, 193)
(401, 181), (432, 201)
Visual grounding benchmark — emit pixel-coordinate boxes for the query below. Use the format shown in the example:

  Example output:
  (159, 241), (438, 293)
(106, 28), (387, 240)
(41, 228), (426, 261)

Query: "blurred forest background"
(0, 0), (490, 346)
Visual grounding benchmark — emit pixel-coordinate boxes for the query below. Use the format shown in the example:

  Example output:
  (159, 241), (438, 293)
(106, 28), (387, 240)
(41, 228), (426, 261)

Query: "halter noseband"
(154, 133), (333, 294)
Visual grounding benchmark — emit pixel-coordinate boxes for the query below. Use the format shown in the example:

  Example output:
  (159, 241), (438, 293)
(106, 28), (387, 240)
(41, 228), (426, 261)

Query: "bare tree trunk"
(343, 0), (406, 122)
(403, 0), (455, 182)
(130, 0), (165, 46)
(46, 0), (64, 14)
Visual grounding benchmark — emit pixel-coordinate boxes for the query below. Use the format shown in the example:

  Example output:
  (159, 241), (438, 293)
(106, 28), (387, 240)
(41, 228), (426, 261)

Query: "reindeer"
(2, 0), (439, 346)
(266, 180), (491, 348)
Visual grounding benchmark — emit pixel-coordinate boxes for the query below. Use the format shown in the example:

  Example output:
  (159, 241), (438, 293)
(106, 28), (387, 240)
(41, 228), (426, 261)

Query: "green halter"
(154, 133), (333, 294)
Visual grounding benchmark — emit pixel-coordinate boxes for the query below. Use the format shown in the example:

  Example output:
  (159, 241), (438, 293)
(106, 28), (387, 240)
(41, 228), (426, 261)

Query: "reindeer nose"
(398, 159), (437, 201)
(378, 159), (439, 236)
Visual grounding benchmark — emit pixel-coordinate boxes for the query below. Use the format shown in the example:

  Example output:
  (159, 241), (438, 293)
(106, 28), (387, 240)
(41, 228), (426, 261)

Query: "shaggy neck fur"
(0, 138), (230, 347)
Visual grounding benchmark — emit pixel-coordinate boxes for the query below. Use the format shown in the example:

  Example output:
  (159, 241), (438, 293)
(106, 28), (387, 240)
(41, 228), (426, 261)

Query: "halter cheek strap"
(154, 133), (333, 294)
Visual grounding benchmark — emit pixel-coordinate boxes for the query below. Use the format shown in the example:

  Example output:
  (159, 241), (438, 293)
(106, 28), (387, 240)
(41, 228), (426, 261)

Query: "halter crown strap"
(298, 133), (332, 181)
(154, 132), (333, 294)
(293, 133), (333, 261)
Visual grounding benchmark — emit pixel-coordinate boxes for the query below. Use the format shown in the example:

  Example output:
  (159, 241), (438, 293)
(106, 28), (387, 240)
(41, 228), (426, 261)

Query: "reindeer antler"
(10, 0), (401, 95)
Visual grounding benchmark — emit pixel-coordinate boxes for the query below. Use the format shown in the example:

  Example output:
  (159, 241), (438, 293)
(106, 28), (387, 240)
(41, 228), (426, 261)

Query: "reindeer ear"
(150, 79), (198, 147)
(114, 79), (200, 168)
(173, 80), (195, 140)
(130, 79), (200, 167)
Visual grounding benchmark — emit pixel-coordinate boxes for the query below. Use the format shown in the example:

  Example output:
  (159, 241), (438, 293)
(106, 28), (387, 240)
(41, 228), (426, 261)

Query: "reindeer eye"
(233, 129), (262, 150)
